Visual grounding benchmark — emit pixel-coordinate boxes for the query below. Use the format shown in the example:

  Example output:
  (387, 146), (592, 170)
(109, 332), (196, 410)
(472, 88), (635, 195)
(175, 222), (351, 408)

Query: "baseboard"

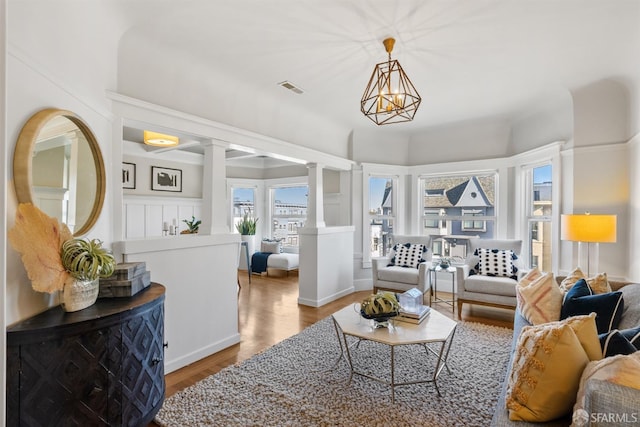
(164, 333), (241, 374)
(353, 277), (373, 291)
(298, 286), (355, 307)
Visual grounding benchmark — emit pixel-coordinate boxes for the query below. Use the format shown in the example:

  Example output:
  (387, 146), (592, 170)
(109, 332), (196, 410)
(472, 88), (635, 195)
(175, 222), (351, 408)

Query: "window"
(421, 173), (496, 257)
(461, 209), (486, 231)
(271, 186), (307, 247)
(526, 164), (552, 270)
(423, 209), (443, 229)
(369, 176), (394, 258)
(232, 187), (256, 233)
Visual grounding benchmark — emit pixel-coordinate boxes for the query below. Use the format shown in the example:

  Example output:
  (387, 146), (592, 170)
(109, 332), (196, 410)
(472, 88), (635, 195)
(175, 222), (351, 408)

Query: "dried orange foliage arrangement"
(8, 203), (73, 293)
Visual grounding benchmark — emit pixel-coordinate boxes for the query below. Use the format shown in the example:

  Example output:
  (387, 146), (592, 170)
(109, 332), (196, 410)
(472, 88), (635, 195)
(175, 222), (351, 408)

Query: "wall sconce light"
(144, 131), (179, 147)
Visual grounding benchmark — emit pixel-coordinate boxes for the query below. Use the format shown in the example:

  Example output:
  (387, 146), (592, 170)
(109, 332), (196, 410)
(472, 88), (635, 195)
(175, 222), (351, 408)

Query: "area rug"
(155, 315), (513, 427)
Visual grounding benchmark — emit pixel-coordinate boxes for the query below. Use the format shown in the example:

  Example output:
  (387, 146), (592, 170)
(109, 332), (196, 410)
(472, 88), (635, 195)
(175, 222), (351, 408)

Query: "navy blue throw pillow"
(561, 279), (624, 334)
(599, 330), (638, 357)
(620, 326), (640, 350)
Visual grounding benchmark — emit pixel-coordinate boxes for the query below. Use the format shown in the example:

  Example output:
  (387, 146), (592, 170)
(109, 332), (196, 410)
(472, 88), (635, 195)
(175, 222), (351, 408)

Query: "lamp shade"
(560, 214), (617, 243)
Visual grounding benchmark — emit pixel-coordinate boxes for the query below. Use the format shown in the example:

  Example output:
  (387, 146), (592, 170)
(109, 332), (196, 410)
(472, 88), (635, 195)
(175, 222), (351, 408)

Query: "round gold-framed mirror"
(13, 108), (106, 236)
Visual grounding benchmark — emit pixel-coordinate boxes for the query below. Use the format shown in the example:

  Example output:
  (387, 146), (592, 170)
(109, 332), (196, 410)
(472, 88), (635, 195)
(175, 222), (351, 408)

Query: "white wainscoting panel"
(123, 196), (203, 239)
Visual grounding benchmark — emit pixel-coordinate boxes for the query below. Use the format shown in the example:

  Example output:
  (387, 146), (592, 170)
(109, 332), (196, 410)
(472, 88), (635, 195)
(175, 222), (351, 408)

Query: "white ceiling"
(116, 0), (640, 135)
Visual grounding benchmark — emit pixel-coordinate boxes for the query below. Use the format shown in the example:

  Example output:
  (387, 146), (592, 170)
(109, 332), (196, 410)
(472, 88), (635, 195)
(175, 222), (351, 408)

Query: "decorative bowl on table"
(360, 291), (400, 327)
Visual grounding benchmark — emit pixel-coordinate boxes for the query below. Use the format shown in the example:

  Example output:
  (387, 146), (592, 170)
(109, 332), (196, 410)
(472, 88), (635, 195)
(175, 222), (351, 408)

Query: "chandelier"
(361, 38), (421, 125)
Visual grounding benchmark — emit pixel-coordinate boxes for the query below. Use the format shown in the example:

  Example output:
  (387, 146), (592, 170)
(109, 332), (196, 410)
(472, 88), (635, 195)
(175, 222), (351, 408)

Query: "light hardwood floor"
(150, 270), (514, 426)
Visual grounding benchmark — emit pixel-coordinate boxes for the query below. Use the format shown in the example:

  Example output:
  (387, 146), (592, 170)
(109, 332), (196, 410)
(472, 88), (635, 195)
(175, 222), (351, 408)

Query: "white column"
(305, 162), (325, 228)
(200, 140), (229, 235)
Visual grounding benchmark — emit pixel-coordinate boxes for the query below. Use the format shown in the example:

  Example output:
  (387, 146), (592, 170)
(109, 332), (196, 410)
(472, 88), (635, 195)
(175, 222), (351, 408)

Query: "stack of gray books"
(98, 262), (151, 298)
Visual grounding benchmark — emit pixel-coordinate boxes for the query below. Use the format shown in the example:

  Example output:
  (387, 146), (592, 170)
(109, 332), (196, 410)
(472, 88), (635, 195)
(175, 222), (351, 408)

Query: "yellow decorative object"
(560, 214), (617, 243)
(360, 291), (400, 319)
(8, 203), (72, 293)
(559, 267), (585, 292)
(586, 272), (612, 294)
(505, 314), (601, 422)
(559, 267), (612, 294)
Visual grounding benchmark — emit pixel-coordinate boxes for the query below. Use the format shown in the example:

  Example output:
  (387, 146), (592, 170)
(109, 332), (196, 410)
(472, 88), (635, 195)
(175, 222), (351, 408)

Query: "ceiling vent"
(278, 81), (304, 94)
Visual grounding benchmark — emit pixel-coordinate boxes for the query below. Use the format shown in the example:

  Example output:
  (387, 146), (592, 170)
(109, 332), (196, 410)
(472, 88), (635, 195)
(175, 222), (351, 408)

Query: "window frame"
(522, 162), (553, 271)
(228, 180), (261, 235)
(268, 181), (309, 247)
(513, 142), (561, 273)
(361, 163), (406, 267)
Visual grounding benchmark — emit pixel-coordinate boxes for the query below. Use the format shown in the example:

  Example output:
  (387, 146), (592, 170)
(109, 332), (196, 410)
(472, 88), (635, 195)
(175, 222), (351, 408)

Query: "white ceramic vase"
(60, 277), (100, 312)
(240, 234), (257, 270)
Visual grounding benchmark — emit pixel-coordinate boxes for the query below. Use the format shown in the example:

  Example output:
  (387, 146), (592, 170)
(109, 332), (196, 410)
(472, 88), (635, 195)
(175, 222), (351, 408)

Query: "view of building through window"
(529, 164), (552, 270)
(369, 177), (394, 257)
(272, 186), (307, 246)
(231, 185), (308, 247)
(421, 174), (496, 259)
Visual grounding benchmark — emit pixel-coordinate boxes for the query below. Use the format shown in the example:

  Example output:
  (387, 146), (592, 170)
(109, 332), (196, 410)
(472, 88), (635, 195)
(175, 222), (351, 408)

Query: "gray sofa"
(491, 281), (640, 426)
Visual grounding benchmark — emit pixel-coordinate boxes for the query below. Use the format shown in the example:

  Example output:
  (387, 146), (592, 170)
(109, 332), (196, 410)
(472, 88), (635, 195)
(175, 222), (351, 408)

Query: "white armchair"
(456, 238), (523, 319)
(371, 234), (432, 304)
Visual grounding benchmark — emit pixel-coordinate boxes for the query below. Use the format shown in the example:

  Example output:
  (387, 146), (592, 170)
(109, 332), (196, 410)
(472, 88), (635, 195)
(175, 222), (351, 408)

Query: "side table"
(429, 265), (457, 312)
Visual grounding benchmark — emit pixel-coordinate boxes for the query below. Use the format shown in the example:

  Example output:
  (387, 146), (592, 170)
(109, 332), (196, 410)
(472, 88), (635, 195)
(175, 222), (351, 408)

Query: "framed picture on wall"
(122, 162), (136, 189)
(151, 166), (182, 192)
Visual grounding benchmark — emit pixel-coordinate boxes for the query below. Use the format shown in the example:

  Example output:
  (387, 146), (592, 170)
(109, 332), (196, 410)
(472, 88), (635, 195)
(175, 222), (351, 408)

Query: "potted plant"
(235, 211), (258, 235)
(181, 216), (201, 234)
(235, 211), (258, 263)
(60, 238), (116, 311)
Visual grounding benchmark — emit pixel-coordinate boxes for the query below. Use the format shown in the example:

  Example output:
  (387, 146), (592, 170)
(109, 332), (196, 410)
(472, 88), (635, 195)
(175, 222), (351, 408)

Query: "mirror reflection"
(14, 109), (105, 236)
(32, 116), (97, 233)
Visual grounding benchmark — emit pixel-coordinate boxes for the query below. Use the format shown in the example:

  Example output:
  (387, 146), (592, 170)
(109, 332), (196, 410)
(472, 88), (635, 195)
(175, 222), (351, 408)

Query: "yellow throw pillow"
(560, 313), (603, 361)
(573, 352), (640, 416)
(586, 272), (612, 294)
(516, 271), (563, 325)
(559, 268), (612, 294)
(560, 267), (585, 292)
(506, 314), (601, 422)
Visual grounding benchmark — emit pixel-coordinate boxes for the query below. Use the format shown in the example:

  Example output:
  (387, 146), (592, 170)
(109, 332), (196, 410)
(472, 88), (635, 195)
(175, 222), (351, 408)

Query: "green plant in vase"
(235, 211), (258, 235)
(61, 238), (116, 281)
(182, 216), (201, 234)
(60, 238), (116, 312)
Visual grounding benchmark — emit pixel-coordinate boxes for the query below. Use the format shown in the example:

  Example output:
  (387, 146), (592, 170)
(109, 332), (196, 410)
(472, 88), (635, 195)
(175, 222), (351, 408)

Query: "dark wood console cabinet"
(7, 283), (166, 427)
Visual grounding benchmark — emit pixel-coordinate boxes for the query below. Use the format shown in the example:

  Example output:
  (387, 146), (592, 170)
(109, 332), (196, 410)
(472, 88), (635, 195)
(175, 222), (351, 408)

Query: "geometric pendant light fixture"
(361, 38), (421, 125)
(143, 130), (179, 147)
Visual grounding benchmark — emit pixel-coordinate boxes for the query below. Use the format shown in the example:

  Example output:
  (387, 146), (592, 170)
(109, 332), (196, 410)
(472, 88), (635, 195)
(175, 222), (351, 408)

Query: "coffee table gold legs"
(332, 319), (457, 402)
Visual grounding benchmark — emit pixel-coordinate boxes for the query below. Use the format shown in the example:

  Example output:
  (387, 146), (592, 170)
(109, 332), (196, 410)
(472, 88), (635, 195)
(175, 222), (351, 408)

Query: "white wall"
(408, 118), (512, 165)
(572, 79), (633, 147)
(115, 235), (240, 373)
(349, 129), (410, 165)
(123, 147), (204, 199)
(6, 57), (114, 324)
(629, 135), (640, 281)
(510, 91), (573, 155)
(117, 30), (352, 160)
